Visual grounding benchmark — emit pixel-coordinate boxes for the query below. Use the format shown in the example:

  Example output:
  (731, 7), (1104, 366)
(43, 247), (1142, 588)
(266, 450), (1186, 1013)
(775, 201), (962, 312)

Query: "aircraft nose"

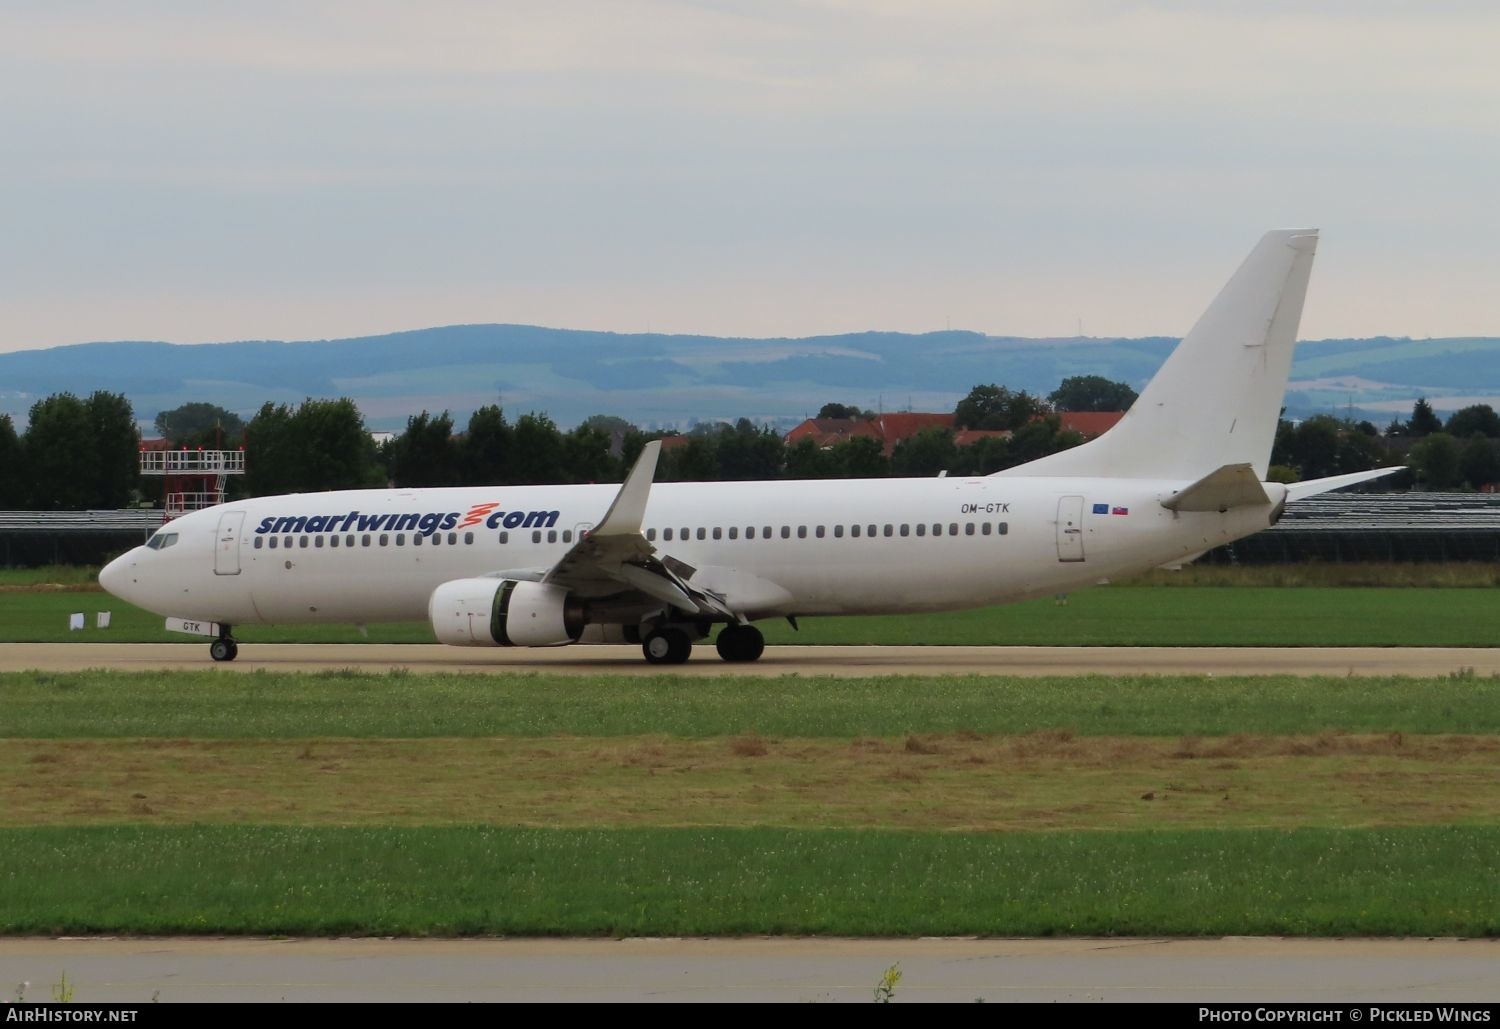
(98, 552), (135, 601)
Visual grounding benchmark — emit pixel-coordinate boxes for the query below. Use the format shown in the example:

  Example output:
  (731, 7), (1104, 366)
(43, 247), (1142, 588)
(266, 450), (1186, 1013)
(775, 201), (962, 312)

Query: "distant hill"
(2, 325), (1497, 432)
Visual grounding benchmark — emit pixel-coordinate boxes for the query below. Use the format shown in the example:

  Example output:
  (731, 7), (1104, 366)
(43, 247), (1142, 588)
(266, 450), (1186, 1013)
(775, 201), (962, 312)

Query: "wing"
(539, 441), (738, 620)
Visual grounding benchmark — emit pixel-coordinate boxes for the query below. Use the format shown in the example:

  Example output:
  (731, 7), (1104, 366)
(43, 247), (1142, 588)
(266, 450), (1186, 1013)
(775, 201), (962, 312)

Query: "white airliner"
(100, 229), (1397, 664)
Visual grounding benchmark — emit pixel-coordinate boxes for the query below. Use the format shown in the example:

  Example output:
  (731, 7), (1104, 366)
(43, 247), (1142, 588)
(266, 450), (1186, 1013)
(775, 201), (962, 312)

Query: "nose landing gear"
(209, 627), (239, 662)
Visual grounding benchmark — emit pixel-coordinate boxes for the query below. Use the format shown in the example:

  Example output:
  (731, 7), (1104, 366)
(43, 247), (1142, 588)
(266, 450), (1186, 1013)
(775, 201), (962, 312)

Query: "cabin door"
(214, 511), (245, 575)
(1056, 496), (1085, 562)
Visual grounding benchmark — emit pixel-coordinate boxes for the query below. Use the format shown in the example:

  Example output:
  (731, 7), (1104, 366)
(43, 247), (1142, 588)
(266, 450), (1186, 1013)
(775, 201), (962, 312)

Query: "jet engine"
(429, 578), (585, 647)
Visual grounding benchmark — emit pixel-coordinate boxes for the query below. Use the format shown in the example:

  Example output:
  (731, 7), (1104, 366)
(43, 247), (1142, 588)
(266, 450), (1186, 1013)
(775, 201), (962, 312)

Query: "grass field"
(3, 668), (1500, 936)
(9, 584), (1500, 646)
(5, 670), (1499, 738)
(2, 825), (1496, 937)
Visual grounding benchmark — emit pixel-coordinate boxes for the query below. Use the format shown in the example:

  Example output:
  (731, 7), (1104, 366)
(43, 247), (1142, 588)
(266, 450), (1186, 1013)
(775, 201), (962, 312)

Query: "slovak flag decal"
(1092, 502), (1129, 516)
(1112, 506), (1129, 516)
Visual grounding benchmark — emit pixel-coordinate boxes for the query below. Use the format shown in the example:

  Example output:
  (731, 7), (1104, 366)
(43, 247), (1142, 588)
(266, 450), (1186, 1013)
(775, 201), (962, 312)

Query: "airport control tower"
(139, 443), (245, 523)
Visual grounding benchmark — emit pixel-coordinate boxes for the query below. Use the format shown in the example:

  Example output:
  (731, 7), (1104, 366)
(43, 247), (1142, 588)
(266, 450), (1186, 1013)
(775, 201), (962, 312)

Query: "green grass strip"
(3, 669), (1498, 739)
(1, 825), (1495, 937)
(13, 586), (1500, 646)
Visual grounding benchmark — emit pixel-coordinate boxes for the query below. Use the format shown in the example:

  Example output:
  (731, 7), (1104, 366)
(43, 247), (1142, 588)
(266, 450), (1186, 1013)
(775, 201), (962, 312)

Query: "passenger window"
(834, 525), (844, 538)
(867, 524), (877, 537)
(681, 527), (690, 540)
(498, 532), (508, 544)
(744, 527), (753, 540)
(933, 523), (943, 536)
(949, 523), (959, 536)
(331, 535), (340, 548)
(900, 524), (910, 537)
(647, 528), (657, 541)
(696, 528), (706, 541)
(283, 537), (293, 549)
(562, 530), (571, 543)
(815, 526), (825, 538)
(298, 536), (308, 548)
(547, 530), (557, 543)
(965, 523), (975, 536)
(448, 532), (458, 545)
(268, 537), (277, 549)
(253, 537), (263, 550)
(466, 532), (475, 545)
(412, 534), (421, 546)
(532, 530), (542, 543)
(998, 522), (1009, 535)
(379, 534), (389, 547)
(728, 527), (738, 540)
(361, 535), (371, 547)
(663, 528), (673, 541)
(763, 526), (772, 538)
(797, 526), (807, 539)
(395, 534), (404, 546)
(850, 524), (860, 538)
(916, 524), (926, 537)
(781, 526), (791, 539)
(883, 524), (893, 537)
(712, 527), (722, 540)
(315, 536), (325, 548)
(346, 535), (355, 548)
(981, 523), (992, 536)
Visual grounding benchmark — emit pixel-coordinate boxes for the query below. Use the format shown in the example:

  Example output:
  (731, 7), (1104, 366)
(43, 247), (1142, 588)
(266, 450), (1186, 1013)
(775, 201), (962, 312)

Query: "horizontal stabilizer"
(1285, 466), (1404, 503)
(1161, 463), (1270, 513)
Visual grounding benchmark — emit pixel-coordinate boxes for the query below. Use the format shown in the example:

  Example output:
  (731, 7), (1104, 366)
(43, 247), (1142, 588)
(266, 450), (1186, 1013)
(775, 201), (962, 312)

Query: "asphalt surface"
(3, 937), (1498, 1004)
(2, 642), (1498, 676)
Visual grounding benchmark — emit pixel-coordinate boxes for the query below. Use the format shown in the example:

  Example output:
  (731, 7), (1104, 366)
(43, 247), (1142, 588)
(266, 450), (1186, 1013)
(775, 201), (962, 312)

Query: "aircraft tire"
(716, 624), (765, 663)
(643, 628), (692, 665)
(210, 638), (237, 662)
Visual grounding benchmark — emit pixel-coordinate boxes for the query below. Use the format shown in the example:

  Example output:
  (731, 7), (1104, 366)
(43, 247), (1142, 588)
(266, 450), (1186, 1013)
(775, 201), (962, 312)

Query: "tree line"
(2, 381), (1497, 510)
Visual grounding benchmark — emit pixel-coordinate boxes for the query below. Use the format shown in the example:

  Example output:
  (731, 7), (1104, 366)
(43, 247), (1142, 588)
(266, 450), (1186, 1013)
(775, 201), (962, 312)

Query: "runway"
(1, 641), (1497, 676)
(2, 936), (1497, 1003)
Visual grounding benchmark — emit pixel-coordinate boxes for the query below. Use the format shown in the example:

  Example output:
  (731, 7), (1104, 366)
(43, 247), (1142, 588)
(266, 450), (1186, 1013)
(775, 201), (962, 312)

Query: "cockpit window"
(145, 532), (179, 551)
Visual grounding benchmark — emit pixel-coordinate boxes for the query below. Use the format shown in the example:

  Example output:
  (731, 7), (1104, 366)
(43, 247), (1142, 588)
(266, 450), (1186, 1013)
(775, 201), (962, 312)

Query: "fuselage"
(101, 473), (1283, 630)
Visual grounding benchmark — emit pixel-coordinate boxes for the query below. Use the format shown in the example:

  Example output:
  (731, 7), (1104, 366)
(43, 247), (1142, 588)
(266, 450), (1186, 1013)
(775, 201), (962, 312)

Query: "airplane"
(99, 228), (1400, 665)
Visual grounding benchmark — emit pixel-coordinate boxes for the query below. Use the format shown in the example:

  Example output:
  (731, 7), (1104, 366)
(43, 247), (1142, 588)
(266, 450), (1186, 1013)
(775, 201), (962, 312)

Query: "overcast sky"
(2, 1), (1497, 352)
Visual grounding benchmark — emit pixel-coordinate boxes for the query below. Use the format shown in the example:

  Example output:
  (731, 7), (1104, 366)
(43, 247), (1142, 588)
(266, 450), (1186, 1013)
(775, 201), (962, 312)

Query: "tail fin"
(996, 228), (1319, 481)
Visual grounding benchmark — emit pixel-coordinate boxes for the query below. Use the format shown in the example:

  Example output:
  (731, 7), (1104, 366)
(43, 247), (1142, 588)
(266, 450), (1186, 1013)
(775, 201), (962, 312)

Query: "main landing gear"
(642, 627), (693, 665)
(715, 624), (765, 663)
(639, 622), (766, 665)
(209, 626), (239, 663)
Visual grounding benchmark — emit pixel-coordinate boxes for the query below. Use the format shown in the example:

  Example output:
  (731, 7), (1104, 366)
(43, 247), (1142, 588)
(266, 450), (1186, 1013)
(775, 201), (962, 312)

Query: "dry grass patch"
(7, 733), (1500, 833)
(730, 733), (770, 757)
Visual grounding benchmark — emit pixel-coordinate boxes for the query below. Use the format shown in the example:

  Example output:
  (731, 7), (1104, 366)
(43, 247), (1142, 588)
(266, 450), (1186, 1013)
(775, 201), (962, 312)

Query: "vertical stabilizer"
(996, 228), (1318, 481)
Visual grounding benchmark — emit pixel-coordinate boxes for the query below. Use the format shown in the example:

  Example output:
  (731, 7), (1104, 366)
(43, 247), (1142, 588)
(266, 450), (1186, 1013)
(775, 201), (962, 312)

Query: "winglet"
(591, 440), (660, 537)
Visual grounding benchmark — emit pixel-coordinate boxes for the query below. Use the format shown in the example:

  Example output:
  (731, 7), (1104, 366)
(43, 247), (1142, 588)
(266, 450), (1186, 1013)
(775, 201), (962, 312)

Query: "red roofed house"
(1057, 411), (1126, 437)
(783, 417), (885, 450)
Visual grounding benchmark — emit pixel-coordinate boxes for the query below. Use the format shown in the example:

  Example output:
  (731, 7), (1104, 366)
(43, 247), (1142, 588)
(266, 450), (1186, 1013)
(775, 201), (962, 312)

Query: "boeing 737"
(99, 229), (1398, 664)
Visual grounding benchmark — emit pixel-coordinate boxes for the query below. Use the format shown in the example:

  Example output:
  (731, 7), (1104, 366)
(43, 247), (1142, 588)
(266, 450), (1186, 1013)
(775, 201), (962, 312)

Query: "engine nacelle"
(428, 578), (585, 647)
